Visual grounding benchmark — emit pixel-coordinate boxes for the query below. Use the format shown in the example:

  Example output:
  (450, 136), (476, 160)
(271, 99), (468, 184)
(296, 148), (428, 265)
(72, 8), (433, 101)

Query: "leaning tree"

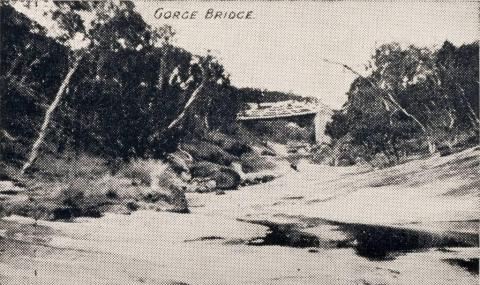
(19, 1), (177, 172)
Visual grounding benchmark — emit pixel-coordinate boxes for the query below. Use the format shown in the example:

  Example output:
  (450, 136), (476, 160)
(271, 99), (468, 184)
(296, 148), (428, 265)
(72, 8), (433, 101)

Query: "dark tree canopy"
(326, 41), (479, 163)
(0, 4), (243, 163)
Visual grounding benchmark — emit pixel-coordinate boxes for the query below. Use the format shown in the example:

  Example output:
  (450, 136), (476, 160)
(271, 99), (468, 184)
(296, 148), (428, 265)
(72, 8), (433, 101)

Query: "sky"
(15, 1), (479, 109)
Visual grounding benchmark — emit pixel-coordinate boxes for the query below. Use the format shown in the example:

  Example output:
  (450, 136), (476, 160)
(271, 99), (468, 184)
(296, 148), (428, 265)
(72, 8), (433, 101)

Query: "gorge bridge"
(236, 100), (332, 144)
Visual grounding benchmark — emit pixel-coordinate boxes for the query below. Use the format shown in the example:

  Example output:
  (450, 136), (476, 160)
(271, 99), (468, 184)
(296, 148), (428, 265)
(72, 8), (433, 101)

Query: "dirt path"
(1, 148), (478, 284)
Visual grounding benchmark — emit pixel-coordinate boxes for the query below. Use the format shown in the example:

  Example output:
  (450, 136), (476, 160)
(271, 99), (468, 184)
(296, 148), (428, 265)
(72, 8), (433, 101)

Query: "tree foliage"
(0, 3), (241, 164)
(326, 42), (479, 163)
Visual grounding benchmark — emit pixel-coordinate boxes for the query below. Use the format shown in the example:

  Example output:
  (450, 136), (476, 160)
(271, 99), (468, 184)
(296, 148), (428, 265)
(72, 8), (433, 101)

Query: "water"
(241, 218), (478, 264)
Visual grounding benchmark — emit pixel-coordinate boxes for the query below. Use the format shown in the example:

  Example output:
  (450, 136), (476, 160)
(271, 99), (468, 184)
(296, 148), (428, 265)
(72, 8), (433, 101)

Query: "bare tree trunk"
(455, 83), (480, 128)
(167, 63), (207, 130)
(21, 55), (83, 174)
(436, 62), (480, 129)
(383, 93), (436, 153)
(323, 58), (436, 154)
(157, 46), (168, 90)
(167, 79), (206, 130)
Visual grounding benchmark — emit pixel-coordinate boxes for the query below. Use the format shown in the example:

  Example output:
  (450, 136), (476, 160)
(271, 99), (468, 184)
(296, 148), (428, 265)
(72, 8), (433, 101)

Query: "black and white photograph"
(0, 0), (478, 284)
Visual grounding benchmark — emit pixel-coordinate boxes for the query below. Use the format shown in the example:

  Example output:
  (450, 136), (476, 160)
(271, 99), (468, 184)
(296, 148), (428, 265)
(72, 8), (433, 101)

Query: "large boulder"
(181, 141), (237, 166)
(116, 160), (190, 213)
(310, 144), (335, 165)
(190, 161), (220, 177)
(190, 161), (241, 190)
(167, 149), (193, 173)
(240, 152), (278, 173)
(202, 131), (252, 157)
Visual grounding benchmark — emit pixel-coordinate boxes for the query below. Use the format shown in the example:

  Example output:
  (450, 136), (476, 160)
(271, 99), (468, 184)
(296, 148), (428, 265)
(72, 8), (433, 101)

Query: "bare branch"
(166, 60), (209, 130)
(322, 59), (374, 84)
(167, 78), (206, 130)
(6, 52), (24, 78)
(20, 52), (51, 79)
(0, 129), (16, 141)
(436, 62), (479, 128)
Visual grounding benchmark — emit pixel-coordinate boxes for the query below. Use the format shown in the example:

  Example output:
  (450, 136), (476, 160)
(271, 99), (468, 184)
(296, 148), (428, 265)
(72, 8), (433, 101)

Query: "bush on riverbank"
(0, 157), (190, 220)
(324, 42), (479, 166)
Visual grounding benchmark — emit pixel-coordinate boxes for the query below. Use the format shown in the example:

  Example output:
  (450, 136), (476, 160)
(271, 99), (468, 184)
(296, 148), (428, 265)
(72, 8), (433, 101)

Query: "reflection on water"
(443, 258), (479, 275)
(336, 223), (475, 260)
(242, 218), (478, 264)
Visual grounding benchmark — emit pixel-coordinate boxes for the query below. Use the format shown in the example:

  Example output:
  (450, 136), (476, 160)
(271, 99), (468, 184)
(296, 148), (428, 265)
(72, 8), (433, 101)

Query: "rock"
(190, 161), (222, 178)
(202, 131), (252, 157)
(213, 169), (241, 190)
(124, 199), (140, 211)
(180, 171), (192, 182)
(190, 161), (241, 190)
(195, 186), (208, 193)
(261, 149), (276, 156)
(242, 174), (277, 186)
(119, 160), (190, 213)
(192, 178), (217, 193)
(230, 162), (246, 180)
(0, 181), (15, 189)
(204, 180), (217, 190)
(181, 141), (237, 166)
(0, 181), (24, 195)
(240, 153), (277, 173)
(166, 188), (189, 213)
(167, 150), (193, 173)
(336, 158), (352, 167)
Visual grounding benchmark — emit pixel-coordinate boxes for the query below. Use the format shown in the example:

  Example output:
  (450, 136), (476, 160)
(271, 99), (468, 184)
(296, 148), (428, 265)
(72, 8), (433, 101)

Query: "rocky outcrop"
(202, 131), (252, 157)
(239, 152), (278, 173)
(190, 161), (241, 190)
(181, 141), (237, 166)
(168, 132), (289, 193)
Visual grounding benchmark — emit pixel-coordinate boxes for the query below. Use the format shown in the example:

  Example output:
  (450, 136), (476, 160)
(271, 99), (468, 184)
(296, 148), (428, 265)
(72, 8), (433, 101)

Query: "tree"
(167, 53), (230, 132)
(324, 55), (436, 154)
(16, 1), (96, 172)
(436, 41), (479, 129)
(325, 110), (349, 141)
(3, 3), (244, 170)
(1, 4), (71, 163)
(21, 54), (83, 172)
(20, 1), (172, 171)
(325, 42), (479, 162)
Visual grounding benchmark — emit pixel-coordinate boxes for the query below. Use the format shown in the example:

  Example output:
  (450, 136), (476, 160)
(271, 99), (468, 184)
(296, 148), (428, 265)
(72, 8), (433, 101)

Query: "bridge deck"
(237, 110), (317, 121)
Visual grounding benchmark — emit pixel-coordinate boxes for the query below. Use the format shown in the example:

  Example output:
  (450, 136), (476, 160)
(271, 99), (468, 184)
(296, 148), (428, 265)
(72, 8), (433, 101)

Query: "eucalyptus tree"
(20, 1), (174, 172)
(324, 46), (437, 154)
(325, 41), (479, 160)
